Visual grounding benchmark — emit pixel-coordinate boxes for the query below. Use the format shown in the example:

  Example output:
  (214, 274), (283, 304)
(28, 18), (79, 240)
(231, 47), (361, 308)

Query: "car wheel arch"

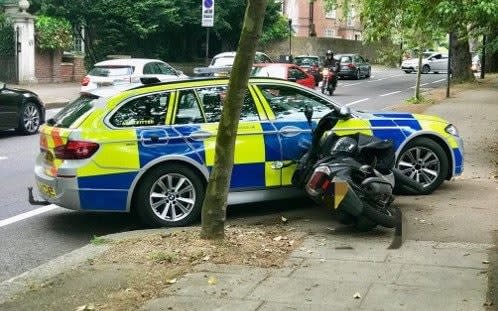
(396, 133), (454, 180)
(127, 157), (209, 213)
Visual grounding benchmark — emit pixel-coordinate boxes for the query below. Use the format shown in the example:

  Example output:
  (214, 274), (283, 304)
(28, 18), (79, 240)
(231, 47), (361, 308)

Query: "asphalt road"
(0, 67), (450, 282)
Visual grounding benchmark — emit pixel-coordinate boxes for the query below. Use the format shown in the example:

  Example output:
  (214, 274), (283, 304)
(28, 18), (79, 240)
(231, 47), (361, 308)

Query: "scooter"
(320, 67), (338, 96)
(293, 108), (422, 230)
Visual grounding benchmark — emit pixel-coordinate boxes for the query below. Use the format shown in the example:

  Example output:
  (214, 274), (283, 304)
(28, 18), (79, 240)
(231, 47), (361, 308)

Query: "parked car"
(32, 77), (463, 227)
(293, 55), (322, 85)
(335, 53), (371, 79)
(0, 82), (45, 135)
(251, 63), (316, 89)
(81, 58), (188, 91)
(401, 52), (448, 74)
(202, 51), (273, 77)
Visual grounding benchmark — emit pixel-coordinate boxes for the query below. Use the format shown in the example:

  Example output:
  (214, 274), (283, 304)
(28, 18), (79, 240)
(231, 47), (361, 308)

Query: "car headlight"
(445, 124), (459, 136)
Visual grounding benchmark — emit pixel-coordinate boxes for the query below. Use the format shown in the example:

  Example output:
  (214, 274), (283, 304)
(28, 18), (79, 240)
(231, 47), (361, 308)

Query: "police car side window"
(175, 90), (204, 124)
(110, 92), (169, 127)
(258, 84), (332, 120)
(196, 86), (260, 123)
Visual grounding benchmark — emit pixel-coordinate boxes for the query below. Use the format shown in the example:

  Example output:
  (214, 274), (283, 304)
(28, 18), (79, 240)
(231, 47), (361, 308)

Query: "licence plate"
(38, 182), (56, 198)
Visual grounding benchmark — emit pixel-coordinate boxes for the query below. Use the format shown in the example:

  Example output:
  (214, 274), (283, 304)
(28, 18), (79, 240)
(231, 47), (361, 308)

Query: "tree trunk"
(450, 30), (474, 83)
(200, 0), (269, 240)
(414, 49), (423, 100)
(485, 28), (498, 73)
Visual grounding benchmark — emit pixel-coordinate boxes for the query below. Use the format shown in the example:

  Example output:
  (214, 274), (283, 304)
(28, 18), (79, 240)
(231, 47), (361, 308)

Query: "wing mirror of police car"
(339, 106), (352, 119)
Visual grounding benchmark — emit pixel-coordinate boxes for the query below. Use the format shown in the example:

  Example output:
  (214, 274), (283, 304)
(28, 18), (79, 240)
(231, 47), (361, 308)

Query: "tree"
(200, 0), (268, 240)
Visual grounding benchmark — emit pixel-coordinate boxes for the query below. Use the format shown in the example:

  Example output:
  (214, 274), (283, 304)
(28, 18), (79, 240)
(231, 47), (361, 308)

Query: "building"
(278, 0), (362, 40)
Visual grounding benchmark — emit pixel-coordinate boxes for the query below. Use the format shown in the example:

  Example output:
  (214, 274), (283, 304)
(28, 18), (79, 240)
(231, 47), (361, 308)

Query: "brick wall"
(35, 50), (86, 83)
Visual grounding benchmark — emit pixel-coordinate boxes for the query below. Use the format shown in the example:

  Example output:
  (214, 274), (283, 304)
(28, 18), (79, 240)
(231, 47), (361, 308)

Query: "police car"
(32, 77), (464, 227)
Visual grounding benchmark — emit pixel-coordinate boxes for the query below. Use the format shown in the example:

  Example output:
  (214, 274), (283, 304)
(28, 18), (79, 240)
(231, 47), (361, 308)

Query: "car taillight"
(347, 63), (356, 69)
(54, 140), (99, 160)
(305, 166), (331, 196)
(81, 76), (90, 86)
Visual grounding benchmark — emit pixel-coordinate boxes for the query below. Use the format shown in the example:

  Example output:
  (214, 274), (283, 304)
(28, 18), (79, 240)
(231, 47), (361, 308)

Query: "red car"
(251, 63), (316, 89)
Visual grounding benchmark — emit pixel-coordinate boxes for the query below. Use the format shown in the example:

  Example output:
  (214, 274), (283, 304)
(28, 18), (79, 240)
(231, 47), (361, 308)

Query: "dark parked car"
(0, 82), (45, 135)
(335, 54), (371, 79)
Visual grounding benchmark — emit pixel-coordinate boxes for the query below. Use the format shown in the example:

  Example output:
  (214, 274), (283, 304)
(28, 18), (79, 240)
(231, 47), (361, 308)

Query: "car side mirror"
(0, 82), (5, 90)
(175, 70), (184, 76)
(365, 58), (369, 63)
(339, 106), (352, 119)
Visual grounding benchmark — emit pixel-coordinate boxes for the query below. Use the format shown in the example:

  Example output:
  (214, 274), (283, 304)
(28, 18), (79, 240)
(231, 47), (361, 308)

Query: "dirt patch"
(0, 224), (306, 311)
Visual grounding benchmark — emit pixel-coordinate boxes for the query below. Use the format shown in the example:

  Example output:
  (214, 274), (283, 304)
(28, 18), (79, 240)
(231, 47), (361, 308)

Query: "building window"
(325, 9), (336, 19)
(325, 28), (334, 38)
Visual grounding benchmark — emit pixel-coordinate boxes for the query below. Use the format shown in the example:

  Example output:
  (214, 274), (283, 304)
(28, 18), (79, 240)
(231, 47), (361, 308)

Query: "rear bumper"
(33, 156), (81, 210)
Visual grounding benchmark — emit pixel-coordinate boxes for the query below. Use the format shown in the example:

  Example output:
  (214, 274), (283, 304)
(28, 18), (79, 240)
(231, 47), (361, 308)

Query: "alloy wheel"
(149, 173), (196, 222)
(397, 146), (441, 188)
(23, 104), (40, 133)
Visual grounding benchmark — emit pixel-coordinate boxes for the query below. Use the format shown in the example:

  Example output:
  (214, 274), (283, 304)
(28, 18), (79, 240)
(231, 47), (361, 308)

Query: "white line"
(431, 78), (446, 84)
(0, 156), (7, 161)
(410, 83), (429, 89)
(0, 204), (58, 228)
(367, 74), (404, 82)
(344, 98), (369, 107)
(342, 82), (361, 87)
(379, 91), (402, 97)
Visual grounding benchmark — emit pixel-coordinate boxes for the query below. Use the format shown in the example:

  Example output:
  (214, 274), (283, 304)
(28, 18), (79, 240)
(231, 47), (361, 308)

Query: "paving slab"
(248, 276), (368, 309)
(360, 283), (486, 311)
(142, 296), (262, 311)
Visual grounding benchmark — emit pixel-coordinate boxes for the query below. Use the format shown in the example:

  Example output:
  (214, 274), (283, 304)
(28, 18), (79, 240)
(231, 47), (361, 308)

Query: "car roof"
(93, 58), (165, 67)
(254, 63), (294, 68)
(213, 51), (268, 58)
(81, 83), (144, 98)
(295, 55), (319, 58)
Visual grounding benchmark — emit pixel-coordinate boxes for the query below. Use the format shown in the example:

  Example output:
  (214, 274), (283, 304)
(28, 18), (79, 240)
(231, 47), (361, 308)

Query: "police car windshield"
(50, 94), (98, 128)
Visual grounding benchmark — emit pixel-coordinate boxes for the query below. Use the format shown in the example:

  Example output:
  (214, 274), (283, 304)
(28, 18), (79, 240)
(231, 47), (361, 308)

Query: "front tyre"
(17, 102), (41, 135)
(396, 137), (448, 194)
(135, 164), (205, 227)
(421, 65), (430, 74)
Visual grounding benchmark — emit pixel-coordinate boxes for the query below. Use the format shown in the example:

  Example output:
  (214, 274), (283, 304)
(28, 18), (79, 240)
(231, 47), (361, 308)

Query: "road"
(0, 67), (450, 282)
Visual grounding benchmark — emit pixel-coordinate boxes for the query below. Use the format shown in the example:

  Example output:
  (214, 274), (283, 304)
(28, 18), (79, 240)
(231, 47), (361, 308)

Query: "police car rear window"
(49, 95), (97, 128)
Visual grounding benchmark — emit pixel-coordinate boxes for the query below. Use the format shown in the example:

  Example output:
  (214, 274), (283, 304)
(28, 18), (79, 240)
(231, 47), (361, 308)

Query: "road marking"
(342, 82), (362, 87)
(380, 91), (402, 97)
(0, 204), (58, 228)
(410, 83), (429, 89)
(344, 98), (369, 107)
(0, 156), (7, 161)
(431, 78), (446, 84)
(367, 74), (404, 82)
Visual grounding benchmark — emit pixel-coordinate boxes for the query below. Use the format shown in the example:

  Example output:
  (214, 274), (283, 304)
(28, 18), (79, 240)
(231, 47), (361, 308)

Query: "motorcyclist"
(321, 50), (340, 92)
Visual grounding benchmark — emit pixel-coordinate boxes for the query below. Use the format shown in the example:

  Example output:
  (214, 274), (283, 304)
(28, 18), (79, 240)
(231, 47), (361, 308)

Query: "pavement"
(11, 82), (81, 108)
(1, 78), (497, 310)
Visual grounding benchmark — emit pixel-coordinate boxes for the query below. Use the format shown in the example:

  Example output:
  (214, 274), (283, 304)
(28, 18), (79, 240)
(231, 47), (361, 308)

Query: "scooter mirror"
(304, 104), (314, 126)
(339, 106), (352, 119)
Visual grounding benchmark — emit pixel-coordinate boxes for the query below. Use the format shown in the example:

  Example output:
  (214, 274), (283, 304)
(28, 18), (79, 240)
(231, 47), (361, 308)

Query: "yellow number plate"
(38, 182), (56, 198)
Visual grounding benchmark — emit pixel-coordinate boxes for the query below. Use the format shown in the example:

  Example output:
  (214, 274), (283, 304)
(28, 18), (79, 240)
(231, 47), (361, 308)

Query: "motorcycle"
(293, 108), (422, 230)
(320, 66), (338, 96)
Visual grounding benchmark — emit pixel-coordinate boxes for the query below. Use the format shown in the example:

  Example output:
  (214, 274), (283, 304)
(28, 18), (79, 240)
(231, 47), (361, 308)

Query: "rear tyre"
(16, 102), (41, 135)
(404, 70), (412, 74)
(134, 164), (205, 227)
(354, 216), (377, 231)
(395, 137), (448, 195)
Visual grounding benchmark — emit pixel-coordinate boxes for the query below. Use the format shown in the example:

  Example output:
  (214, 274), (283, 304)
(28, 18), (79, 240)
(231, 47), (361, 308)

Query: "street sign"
(202, 0), (214, 27)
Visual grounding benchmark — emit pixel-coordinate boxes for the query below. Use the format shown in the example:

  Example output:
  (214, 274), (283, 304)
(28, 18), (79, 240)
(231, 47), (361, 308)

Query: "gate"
(0, 19), (18, 83)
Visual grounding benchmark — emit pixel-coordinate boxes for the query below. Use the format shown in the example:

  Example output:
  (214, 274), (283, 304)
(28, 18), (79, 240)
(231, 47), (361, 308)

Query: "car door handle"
(279, 126), (302, 138)
(189, 131), (213, 141)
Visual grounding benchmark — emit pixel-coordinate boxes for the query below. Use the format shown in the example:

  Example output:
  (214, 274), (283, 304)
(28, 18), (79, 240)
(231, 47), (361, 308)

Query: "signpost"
(202, 0), (214, 65)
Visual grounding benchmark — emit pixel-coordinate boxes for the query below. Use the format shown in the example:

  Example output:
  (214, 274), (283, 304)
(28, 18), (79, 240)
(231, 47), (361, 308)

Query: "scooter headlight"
(445, 124), (459, 136)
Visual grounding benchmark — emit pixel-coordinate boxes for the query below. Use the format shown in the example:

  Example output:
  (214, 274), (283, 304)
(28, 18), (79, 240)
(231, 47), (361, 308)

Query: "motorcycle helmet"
(326, 50), (333, 57)
(330, 136), (358, 156)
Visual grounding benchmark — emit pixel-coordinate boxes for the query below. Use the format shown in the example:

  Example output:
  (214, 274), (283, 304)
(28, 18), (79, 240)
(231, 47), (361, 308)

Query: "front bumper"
(453, 136), (464, 176)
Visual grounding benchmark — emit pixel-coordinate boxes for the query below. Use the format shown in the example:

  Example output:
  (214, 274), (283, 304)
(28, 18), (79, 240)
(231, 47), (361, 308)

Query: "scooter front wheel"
(362, 204), (400, 228)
